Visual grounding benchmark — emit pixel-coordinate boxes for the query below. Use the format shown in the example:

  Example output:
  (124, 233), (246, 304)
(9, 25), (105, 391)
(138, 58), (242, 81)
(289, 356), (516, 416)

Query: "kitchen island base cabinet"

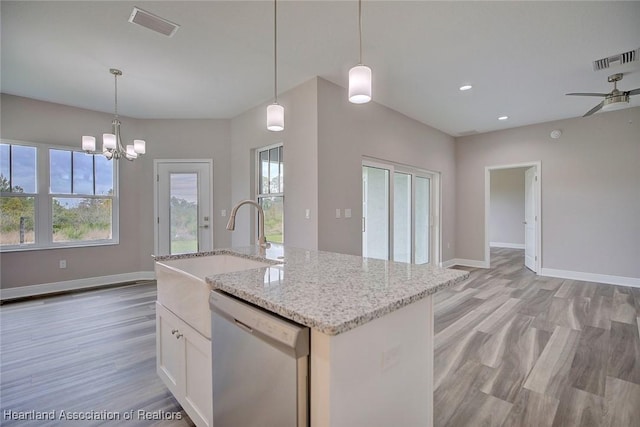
(310, 296), (434, 427)
(156, 302), (213, 427)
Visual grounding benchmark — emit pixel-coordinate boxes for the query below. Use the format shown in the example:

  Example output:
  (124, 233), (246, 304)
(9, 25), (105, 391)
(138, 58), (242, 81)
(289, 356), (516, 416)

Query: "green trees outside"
(0, 175), (35, 244)
(0, 174), (113, 244)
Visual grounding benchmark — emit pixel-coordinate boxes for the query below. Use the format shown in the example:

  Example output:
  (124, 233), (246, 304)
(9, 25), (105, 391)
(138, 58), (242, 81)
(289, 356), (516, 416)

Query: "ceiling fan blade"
(583, 101), (604, 117)
(566, 92), (608, 97)
(627, 88), (640, 96)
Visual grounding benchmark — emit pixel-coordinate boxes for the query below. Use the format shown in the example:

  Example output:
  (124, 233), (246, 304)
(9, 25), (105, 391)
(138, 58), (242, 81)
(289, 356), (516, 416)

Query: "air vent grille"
(129, 7), (179, 37)
(593, 48), (639, 71)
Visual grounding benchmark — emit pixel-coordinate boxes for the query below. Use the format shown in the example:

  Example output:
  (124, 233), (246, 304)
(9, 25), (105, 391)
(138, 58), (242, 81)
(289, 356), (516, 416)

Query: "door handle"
(199, 225), (209, 229)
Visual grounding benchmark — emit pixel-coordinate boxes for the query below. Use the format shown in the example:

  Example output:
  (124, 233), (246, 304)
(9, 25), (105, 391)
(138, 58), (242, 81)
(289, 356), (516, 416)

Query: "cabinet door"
(182, 326), (213, 427)
(156, 302), (183, 396)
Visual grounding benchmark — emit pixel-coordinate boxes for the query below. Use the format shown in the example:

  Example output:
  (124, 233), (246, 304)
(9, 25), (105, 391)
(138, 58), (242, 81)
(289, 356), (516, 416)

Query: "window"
(257, 144), (283, 244)
(0, 141), (118, 251)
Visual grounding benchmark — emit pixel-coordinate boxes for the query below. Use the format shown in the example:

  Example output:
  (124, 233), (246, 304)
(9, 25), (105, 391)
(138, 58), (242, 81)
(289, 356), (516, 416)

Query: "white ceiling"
(2, 1), (640, 136)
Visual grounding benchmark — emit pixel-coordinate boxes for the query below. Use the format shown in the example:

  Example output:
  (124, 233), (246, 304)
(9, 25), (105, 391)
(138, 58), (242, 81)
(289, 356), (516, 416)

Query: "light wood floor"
(434, 248), (640, 427)
(1, 249), (639, 426)
(0, 283), (194, 426)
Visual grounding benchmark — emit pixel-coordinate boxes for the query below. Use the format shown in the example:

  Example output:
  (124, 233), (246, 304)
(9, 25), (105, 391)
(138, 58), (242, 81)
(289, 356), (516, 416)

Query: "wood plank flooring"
(1, 248), (639, 426)
(434, 248), (640, 427)
(0, 283), (194, 426)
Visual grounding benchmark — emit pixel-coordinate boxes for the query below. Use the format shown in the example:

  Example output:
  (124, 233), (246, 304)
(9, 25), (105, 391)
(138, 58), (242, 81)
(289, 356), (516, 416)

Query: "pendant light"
(82, 68), (146, 161)
(267, 0), (284, 131)
(348, 0), (371, 104)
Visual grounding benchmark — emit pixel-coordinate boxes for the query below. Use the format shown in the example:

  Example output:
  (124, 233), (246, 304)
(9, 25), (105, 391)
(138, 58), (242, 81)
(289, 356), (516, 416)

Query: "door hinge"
(157, 174), (159, 182)
(535, 256), (538, 261)
(157, 217), (160, 224)
(535, 215), (538, 221)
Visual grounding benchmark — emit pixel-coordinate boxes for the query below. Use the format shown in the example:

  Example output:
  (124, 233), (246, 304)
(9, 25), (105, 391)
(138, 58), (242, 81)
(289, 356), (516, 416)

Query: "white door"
(524, 167), (536, 272)
(156, 161), (212, 255)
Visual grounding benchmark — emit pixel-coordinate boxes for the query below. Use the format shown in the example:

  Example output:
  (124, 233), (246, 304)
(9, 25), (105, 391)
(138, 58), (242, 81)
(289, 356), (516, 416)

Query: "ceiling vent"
(128, 7), (180, 37)
(593, 48), (639, 71)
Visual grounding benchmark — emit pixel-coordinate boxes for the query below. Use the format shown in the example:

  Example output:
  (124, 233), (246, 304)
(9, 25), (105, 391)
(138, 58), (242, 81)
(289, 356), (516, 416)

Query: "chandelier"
(82, 68), (146, 161)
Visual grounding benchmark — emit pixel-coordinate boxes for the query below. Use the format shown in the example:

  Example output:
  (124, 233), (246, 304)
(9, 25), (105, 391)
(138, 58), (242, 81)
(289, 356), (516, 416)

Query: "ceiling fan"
(567, 73), (640, 117)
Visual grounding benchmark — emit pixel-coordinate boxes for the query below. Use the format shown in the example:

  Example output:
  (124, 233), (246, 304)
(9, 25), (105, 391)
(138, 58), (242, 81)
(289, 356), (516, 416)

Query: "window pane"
(259, 196), (283, 244)
(393, 172), (411, 263)
(95, 155), (113, 195)
(415, 176), (430, 264)
(50, 149), (72, 194)
(0, 144), (9, 190)
(0, 196), (35, 245)
(269, 147), (279, 193)
(170, 173), (198, 254)
(279, 146), (284, 192)
(11, 145), (36, 193)
(52, 197), (112, 242)
(362, 166), (389, 260)
(260, 150), (269, 195)
(73, 152), (94, 195)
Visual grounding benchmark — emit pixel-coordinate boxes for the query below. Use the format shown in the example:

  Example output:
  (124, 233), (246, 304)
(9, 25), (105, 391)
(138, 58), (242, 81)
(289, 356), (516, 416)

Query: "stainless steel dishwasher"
(209, 290), (310, 427)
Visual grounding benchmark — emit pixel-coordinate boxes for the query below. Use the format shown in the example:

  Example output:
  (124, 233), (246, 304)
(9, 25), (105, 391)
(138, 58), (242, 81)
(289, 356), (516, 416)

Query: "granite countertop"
(156, 245), (469, 336)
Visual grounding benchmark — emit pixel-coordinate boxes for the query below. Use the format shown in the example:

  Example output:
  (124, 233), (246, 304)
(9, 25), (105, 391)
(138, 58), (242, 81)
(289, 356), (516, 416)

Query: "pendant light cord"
(358, 0), (362, 64)
(274, 0), (278, 103)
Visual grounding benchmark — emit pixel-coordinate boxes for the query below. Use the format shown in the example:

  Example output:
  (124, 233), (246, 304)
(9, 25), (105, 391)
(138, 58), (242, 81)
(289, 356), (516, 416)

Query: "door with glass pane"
(363, 162), (436, 265)
(156, 161), (212, 255)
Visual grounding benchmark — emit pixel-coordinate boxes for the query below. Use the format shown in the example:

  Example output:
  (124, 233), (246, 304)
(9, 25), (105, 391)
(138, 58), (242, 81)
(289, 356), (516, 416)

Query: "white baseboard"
(0, 271), (156, 301)
(446, 258), (489, 269)
(540, 268), (640, 288)
(490, 242), (525, 249)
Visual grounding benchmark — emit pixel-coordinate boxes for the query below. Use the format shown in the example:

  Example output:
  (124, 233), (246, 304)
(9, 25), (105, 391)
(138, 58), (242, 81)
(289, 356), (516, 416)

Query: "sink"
(156, 254), (273, 338)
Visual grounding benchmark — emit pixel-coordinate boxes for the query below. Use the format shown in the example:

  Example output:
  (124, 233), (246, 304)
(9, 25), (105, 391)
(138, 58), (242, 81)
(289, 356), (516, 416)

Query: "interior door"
(156, 161), (212, 255)
(524, 167), (536, 272)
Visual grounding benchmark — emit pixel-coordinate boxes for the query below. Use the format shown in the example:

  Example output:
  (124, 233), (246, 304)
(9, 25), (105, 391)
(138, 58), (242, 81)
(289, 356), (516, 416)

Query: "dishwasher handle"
(234, 319), (253, 333)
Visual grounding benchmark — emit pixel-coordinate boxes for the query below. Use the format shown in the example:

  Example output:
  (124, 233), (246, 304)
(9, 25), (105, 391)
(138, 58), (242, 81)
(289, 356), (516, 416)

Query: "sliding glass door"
(363, 161), (438, 265)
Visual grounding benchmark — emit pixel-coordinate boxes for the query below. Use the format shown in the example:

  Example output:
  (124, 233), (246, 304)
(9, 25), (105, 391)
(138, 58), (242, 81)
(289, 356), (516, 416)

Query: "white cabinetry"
(156, 302), (212, 427)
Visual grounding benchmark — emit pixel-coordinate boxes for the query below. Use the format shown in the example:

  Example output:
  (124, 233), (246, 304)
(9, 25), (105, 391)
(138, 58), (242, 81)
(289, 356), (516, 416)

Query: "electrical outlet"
(221, 209), (227, 217)
(59, 260), (67, 269)
(344, 208), (352, 218)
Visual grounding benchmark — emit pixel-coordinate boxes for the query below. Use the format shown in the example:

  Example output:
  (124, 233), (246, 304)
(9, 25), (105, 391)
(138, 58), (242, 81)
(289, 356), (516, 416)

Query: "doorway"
(485, 162), (541, 272)
(362, 159), (440, 265)
(154, 160), (213, 255)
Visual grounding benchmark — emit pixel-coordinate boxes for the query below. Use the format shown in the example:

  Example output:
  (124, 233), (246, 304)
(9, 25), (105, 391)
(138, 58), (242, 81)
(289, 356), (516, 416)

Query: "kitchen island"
(156, 245), (468, 427)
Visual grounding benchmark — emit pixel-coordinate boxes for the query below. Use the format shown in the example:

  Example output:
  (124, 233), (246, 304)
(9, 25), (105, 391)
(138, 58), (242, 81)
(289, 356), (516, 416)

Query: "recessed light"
(498, 116), (509, 121)
(459, 85), (473, 91)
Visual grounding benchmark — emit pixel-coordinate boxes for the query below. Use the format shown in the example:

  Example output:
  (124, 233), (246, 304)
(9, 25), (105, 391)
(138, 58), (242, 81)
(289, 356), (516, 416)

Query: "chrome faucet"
(226, 200), (271, 248)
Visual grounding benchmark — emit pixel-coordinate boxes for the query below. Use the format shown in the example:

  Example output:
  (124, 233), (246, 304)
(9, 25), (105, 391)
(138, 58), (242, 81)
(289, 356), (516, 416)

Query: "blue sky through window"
(49, 148), (113, 195)
(0, 144), (36, 193)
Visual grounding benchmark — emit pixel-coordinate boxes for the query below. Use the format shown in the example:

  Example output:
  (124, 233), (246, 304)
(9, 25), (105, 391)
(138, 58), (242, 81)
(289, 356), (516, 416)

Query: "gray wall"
(490, 168), (525, 246)
(0, 94), (231, 288)
(317, 78), (458, 260)
(230, 78), (319, 250)
(456, 107), (640, 278)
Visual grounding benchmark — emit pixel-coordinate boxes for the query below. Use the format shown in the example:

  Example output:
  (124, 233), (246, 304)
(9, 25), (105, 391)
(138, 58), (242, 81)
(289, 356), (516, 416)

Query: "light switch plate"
(221, 209), (227, 217)
(335, 208), (341, 219)
(345, 208), (352, 218)
(305, 209), (310, 219)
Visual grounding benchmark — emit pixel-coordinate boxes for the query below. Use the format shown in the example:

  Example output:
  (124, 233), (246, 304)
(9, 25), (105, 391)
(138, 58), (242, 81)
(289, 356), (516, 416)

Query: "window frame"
(0, 139), (119, 252)
(256, 143), (284, 244)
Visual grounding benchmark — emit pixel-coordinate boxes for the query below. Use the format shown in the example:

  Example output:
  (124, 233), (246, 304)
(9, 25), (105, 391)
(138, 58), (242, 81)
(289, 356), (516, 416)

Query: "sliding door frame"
(362, 158), (441, 265)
